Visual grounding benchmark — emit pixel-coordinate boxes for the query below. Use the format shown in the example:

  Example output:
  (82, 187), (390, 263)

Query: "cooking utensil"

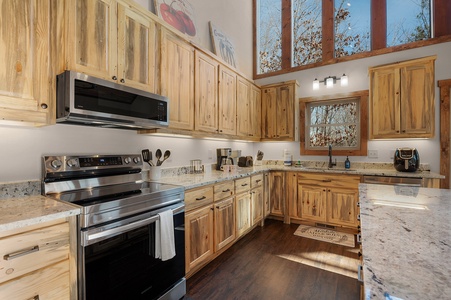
(155, 149), (162, 166)
(158, 150), (171, 166)
(141, 149), (153, 166)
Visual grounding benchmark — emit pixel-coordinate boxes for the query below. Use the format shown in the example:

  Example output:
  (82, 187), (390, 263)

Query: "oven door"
(79, 203), (185, 300)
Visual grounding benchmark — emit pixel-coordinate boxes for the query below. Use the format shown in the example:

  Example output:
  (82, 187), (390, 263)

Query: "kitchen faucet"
(328, 144), (336, 168)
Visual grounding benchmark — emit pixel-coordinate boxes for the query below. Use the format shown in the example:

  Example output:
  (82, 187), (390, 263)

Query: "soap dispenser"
(345, 156), (351, 169)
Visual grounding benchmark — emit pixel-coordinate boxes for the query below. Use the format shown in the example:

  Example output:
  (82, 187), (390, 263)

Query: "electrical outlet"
(207, 149), (213, 160)
(368, 150), (378, 158)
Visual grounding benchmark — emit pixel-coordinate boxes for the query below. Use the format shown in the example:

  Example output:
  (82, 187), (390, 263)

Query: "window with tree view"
(306, 99), (360, 149)
(254, 0), (448, 77)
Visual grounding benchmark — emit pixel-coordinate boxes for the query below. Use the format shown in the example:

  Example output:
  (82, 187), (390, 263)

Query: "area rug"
(294, 225), (355, 247)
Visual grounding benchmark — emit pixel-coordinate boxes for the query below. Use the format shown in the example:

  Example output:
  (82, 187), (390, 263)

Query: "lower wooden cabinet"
(269, 172), (285, 217)
(298, 185), (327, 222)
(235, 192), (252, 237)
(214, 197), (236, 252)
(185, 204), (214, 273)
(326, 187), (359, 227)
(251, 186), (264, 225)
(0, 217), (77, 299)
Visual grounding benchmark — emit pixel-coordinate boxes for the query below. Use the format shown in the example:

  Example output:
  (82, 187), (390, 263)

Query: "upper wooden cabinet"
(369, 56), (436, 139)
(160, 27), (195, 130)
(218, 65), (237, 135)
(0, 0), (56, 125)
(195, 51), (219, 133)
(237, 77), (262, 140)
(60, 0), (156, 91)
(261, 81), (299, 141)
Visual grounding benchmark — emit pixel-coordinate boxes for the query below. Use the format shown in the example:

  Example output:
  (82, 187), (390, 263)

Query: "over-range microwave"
(56, 71), (169, 130)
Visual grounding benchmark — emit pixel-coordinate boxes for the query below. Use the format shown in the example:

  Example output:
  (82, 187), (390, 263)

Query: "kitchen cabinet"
(297, 173), (360, 228)
(369, 56), (436, 139)
(269, 172), (285, 218)
(0, 218), (77, 300)
(286, 172), (299, 223)
(195, 50), (219, 133)
(235, 177), (252, 237)
(61, 0), (157, 91)
(251, 174), (264, 225)
(261, 81), (299, 141)
(213, 181), (235, 252)
(218, 65), (237, 135)
(237, 77), (262, 140)
(0, 0), (56, 125)
(160, 27), (194, 130)
(185, 204), (214, 273)
(263, 173), (271, 218)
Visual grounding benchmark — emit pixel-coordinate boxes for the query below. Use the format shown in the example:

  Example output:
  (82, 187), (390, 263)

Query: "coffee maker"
(216, 148), (233, 170)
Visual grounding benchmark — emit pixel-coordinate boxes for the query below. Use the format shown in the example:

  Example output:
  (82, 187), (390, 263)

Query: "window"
(254, 0), (450, 78)
(300, 90), (368, 156)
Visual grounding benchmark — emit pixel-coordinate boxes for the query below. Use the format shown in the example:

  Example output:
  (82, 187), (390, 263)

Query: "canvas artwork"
(154, 0), (197, 38)
(209, 22), (237, 68)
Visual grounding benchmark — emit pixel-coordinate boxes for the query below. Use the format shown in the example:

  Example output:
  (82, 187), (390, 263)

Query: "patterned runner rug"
(294, 225), (355, 247)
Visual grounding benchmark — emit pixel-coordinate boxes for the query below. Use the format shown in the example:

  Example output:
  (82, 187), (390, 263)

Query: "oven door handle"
(82, 204), (184, 246)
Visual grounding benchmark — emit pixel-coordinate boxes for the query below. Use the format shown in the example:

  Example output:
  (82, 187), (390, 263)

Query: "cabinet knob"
(120, 78), (125, 83)
(112, 76), (117, 80)
(40, 103), (48, 109)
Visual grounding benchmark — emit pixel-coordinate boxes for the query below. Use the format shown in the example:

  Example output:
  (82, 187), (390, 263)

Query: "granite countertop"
(155, 164), (444, 190)
(0, 195), (81, 232)
(359, 183), (451, 299)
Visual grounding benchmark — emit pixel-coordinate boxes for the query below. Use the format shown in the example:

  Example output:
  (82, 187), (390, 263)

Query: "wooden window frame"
(253, 0), (451, 79)
(300, 90), (368, 156)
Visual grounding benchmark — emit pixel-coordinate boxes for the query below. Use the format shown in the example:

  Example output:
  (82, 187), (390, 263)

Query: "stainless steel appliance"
(216, 148), (233, 170)
(42, 154), (185, 300)
(393, 148), (420, 172)
(56, 71), (169, 130)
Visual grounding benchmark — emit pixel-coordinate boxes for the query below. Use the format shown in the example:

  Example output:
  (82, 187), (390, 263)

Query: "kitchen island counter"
(359, 183), (451, 299)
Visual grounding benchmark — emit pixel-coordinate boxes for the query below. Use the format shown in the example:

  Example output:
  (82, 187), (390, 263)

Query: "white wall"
(0, 125), (254, 182)
(133, 0), (254, 78)
(255, 42), (451, 175)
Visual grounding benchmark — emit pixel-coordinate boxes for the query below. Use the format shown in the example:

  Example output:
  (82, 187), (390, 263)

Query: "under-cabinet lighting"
(312, 74), (349, 90)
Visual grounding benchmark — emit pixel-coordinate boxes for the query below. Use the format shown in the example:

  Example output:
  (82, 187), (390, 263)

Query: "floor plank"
(186, 219), (361, 300)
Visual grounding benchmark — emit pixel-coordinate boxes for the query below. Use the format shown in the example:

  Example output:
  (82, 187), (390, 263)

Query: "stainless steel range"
(42, 154), (185, 300)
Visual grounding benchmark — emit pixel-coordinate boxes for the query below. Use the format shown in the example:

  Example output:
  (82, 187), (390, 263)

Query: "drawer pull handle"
(27, 296), (40, 300)
(357, 214), (361, 221)
(241, 183), (248, 187)
(4, 245), (39, 261)
(222, 189), (231, 192)
(195, 196), (206, 201)
(322, 179), (332, 182)
(255, 179), (262, 183)
(357, 233), (362, 244)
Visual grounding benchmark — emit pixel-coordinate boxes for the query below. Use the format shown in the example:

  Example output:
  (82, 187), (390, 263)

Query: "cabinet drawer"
(298, 172), (361, 188)
(251, 174), (264, 188)
(0, 222), (70, 284)
(0, 260), (70, 300)
(235, 177), (251, 194)
(185, 186), (214, 211)
(214, 181), (234, 201)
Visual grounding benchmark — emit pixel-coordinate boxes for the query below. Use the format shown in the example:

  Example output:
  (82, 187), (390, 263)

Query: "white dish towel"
(155, 210), (176, 261)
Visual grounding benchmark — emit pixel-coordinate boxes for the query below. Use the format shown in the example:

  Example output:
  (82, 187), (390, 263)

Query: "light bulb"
(341, 74), (348, 87)
(313, 78), (320, 90)
(326, 77), (334, 88)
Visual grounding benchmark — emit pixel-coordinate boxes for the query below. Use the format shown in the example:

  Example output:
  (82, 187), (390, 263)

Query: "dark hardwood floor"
(186, 219), (361, 300)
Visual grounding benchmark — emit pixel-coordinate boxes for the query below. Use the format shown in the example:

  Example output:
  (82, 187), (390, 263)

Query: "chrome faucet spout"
(328, 144), (336, 168)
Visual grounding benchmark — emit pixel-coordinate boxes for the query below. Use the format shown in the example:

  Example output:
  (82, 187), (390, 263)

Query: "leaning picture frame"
(154, 0), (197, 39)
(209, 22), (237, 68)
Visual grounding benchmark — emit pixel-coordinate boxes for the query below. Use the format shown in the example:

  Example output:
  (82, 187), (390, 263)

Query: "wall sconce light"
(312, 74), (349, 90)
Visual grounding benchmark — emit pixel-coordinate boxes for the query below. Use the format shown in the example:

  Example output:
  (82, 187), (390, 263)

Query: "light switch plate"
(368, 150), (378, 158)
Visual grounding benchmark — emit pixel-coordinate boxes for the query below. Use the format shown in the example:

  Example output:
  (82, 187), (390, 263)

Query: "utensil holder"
(148, 166), (161, 180)
(190, 159), (204, 174)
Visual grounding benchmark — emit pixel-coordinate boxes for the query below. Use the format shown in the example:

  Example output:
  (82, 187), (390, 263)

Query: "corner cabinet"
(0, 0), (56, 126)
(60, 0), (157, 91)
(261, 81), (299, 141)
(237, 77), (262, 140)
(369, 56), (436, 139)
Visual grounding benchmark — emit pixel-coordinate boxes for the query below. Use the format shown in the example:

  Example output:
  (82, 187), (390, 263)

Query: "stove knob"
(67, 159), (78, 168)
(133, 156), (141, 164)
(124, 157), (132, 164)
(51, 159), (62, 169)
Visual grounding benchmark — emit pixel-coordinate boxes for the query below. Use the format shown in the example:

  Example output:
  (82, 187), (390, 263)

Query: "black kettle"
(393, 148), (420, 172)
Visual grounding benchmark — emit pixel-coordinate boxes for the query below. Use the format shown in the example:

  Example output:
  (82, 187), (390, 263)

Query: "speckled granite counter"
(153, 163), (444, 190)
(0, 195), (81, 232)
(359, 183), (451, 299)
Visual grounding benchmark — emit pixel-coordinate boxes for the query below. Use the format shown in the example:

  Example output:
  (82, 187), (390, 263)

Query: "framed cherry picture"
(154, 0), (197, 38)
